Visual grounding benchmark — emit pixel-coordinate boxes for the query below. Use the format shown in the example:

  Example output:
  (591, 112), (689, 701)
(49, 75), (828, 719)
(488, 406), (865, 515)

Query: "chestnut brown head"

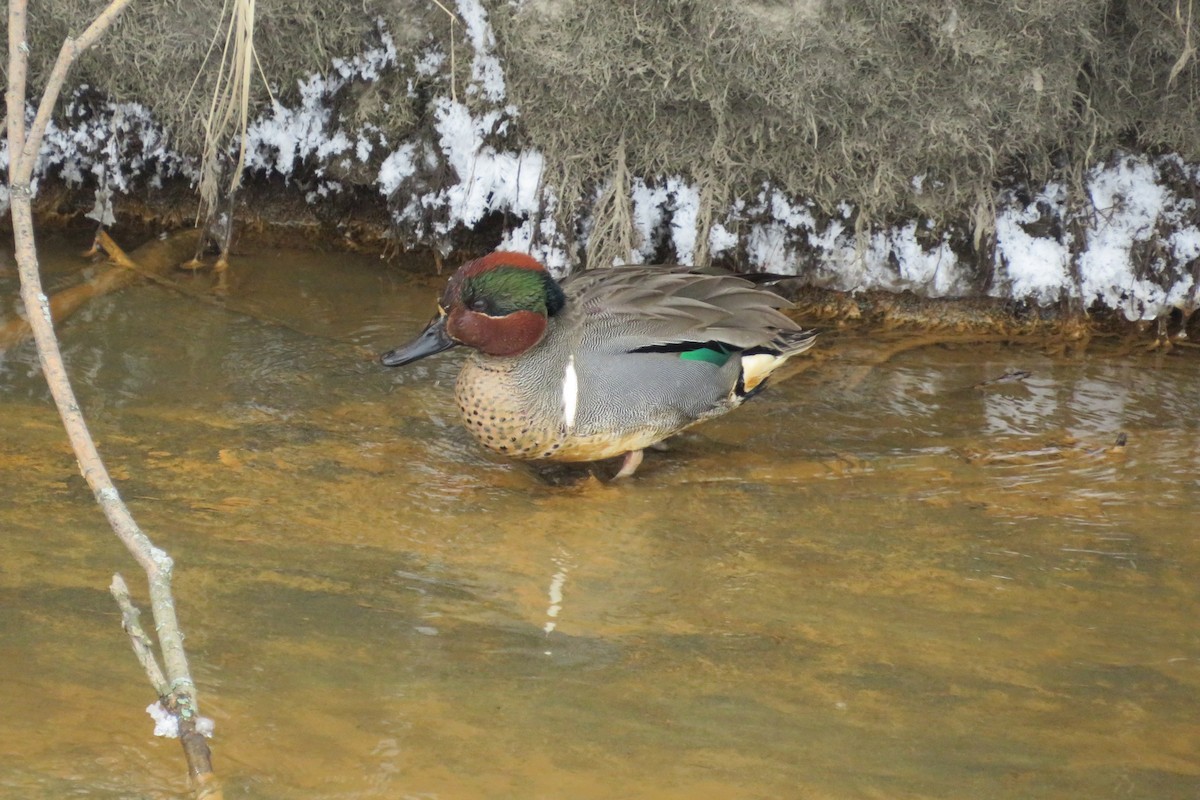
(380, 252), (566, 366)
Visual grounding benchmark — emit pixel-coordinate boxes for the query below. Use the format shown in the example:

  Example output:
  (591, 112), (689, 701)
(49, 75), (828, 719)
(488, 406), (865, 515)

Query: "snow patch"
(454, 0), (506, 103)
(629, 179), (670, 263)
(1078, 157), (1176, 319)
(377, 143), (417, 196)
(993, 183), (1071, 304)
(666, 178), (700, 265)
(245, 29), (397, 179)
(431, 98), (543, 231)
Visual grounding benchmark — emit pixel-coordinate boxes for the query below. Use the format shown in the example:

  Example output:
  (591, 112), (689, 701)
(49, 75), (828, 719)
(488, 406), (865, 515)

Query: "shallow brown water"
(1, 235), (1198, 799)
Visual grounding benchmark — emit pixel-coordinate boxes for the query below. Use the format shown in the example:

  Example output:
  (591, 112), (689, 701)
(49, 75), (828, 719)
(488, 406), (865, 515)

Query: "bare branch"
(5, 0), (220, 794)
(5, 0), (29, 161)
(110, 574), (170, 697)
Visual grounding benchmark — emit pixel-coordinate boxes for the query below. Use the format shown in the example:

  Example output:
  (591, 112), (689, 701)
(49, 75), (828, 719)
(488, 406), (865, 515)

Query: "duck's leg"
(613, 449), (644, 479)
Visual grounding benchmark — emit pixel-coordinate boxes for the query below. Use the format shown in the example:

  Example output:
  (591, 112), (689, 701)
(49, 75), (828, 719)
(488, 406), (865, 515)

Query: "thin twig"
(110, 574), (170, 697)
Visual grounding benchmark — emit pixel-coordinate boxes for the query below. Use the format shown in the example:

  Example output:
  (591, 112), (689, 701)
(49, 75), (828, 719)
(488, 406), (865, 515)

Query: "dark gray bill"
(380, 315), (458, 366)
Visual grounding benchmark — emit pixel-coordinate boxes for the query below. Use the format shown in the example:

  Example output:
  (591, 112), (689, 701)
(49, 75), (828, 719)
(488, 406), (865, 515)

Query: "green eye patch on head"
(460, 267), (566, 317)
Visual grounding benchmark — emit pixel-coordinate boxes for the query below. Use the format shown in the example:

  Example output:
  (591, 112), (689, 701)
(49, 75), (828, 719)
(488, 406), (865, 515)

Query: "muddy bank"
(5, 1), (1198, 330)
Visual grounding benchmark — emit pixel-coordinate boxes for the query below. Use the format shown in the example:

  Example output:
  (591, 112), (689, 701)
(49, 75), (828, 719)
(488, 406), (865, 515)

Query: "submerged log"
(0, 228), (200, 350)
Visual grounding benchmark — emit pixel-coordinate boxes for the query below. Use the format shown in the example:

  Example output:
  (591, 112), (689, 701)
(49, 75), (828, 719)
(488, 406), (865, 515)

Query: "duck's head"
(380, 252), (567, 367)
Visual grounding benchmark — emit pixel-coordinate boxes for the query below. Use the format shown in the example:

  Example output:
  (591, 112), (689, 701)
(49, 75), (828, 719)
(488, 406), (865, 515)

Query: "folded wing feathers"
(571, 268), (805, 350)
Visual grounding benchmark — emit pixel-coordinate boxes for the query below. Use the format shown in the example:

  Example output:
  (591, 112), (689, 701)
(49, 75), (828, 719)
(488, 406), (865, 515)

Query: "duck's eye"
(468, 298), (489, 314)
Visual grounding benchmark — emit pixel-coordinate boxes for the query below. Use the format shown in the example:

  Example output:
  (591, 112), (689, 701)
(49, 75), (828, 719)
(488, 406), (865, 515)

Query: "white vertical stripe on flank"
(562, 355), (579, 430)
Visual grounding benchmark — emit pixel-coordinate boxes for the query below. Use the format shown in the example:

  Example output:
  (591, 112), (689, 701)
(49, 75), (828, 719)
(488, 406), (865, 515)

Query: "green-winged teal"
(381, 252), (817, 477)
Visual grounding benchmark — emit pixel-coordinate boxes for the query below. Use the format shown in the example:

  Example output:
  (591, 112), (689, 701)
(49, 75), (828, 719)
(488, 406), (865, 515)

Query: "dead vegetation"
(10, 0), (1200, 279)
(498, 0), (1199, 256)
(20, 0), (435, 155)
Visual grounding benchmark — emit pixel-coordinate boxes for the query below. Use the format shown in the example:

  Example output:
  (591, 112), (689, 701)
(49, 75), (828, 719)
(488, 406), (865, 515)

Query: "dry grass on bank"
(12, 0), (1200, 260)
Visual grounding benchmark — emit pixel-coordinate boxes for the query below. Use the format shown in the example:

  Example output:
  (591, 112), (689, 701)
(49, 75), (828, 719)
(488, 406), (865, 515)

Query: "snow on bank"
(718, 155), (1199, 320)
(244, 25), (400, 202)
(3, 11), (1198, 322)
(1, 93), (194, 215)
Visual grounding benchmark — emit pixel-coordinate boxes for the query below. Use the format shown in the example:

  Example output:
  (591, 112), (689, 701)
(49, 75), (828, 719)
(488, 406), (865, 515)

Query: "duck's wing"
(563, 266), (804, 350)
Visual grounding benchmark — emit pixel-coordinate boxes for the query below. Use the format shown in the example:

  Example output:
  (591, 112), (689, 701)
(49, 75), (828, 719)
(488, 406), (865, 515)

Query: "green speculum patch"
(634, 340), (737, 366)
(679, 344), (736, 366)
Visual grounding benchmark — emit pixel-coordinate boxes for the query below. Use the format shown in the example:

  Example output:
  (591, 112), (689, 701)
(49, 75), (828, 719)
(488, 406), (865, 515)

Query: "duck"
(380, 251), (817, 478)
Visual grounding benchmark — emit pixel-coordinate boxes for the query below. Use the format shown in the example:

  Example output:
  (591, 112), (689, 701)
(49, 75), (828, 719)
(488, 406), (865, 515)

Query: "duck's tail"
(737, 329), (819, 396)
